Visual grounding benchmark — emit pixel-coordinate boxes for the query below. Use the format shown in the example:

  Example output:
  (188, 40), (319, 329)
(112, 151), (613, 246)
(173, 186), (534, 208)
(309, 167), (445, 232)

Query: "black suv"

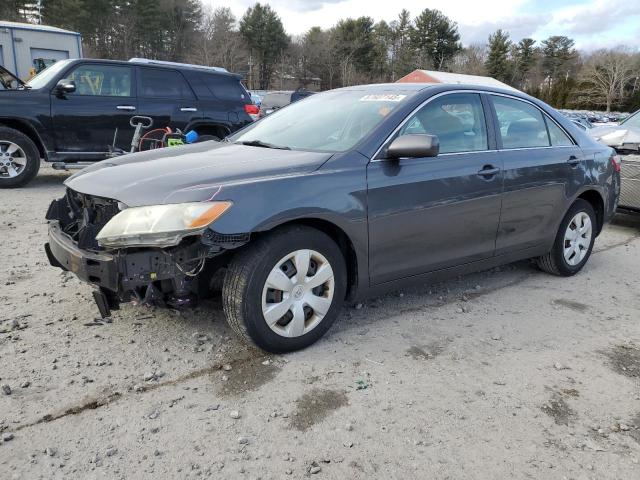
(0, 58), (255, 187)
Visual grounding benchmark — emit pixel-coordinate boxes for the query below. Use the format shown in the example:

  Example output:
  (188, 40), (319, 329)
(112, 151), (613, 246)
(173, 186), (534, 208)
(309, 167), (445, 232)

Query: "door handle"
(180, 107), (198, 112)
(477, 165), (501, 177)
(116, 105), (136, 111)
(567, 155), (580, 166)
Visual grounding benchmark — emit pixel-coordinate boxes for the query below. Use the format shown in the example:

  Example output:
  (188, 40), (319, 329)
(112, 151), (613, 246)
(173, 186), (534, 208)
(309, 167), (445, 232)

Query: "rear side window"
(399, 93), (488, 154)
(139, 67), (194, 99)
(200, 74), (247, 101)
(492, 96), (549, 149)
(546, 118), (574, 146)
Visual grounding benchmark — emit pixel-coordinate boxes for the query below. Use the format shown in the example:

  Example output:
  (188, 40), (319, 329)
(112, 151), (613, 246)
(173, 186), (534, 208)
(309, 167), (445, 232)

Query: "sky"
(202, 0), (640, 51)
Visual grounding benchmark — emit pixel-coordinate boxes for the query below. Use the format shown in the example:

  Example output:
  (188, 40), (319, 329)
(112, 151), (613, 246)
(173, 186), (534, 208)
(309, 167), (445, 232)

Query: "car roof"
(62, 58), (241, 80)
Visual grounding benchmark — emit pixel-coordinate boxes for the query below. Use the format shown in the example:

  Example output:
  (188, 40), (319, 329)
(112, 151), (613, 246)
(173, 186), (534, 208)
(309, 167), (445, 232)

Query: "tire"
(0, 127), (41, 188)
(536, 199), (597, 276)
(222, 225), (347, 353)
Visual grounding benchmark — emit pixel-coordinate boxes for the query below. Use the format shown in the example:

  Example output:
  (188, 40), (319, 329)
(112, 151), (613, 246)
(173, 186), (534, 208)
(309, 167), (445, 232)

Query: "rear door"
(136, 67), (201, 132)
(367, 92), (503, 284)
(51, 62), (137, 153)
(489, 94), (584, 254)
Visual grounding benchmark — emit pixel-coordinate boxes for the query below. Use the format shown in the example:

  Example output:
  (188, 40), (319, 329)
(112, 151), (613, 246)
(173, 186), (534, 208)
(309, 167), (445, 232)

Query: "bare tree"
(579, 48), (639, 112)
(199, 7), (247, 73)
(450, 44), (487, 76)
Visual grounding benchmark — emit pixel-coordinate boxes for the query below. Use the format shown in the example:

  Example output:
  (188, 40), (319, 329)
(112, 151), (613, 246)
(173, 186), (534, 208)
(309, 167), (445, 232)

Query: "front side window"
(398, 93), (488, 154)
(139, 68), (194, 99)
(65, 64), (132, 97)
(492, 96), (550, 149)
(230, 90), (412, 152)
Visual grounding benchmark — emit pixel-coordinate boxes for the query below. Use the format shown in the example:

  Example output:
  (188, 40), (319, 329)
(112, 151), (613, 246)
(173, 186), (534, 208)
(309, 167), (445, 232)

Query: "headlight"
(96, 201), (232, 248)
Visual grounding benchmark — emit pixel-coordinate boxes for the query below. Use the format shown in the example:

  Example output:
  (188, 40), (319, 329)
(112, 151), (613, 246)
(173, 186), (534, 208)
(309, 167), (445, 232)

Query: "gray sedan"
(45, 83), (620, 352)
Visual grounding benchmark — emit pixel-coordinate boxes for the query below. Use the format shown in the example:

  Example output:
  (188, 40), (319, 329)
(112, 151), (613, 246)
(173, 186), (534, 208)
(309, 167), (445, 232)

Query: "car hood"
(65, 141), (333, 206)
(589, 125), (640, 147)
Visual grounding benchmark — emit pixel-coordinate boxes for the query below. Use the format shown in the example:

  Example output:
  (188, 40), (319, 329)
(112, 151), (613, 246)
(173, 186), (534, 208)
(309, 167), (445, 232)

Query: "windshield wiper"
(239, 140), (290, 150)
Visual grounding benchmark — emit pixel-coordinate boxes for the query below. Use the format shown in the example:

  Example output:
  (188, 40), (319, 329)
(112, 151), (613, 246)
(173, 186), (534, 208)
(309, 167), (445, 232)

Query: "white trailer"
(0, 21), (82, 80)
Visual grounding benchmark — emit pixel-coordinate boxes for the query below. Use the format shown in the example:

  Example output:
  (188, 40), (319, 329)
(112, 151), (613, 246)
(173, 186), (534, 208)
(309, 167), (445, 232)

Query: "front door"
(136, 66), (202, 134)
(367, 92), (503, 285)
(51, 63), (137, 154)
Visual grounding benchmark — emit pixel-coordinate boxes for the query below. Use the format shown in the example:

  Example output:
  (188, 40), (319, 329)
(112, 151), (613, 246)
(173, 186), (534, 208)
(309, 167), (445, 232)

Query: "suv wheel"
(0, 127), (40, 188)
(536, 199), (597, 276)
(222, 225), (347, 353)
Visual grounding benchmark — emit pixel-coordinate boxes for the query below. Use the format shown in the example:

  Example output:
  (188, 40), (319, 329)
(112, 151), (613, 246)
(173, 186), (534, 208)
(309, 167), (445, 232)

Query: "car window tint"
(139, 67), (194, 99)
(66, 64), (132, 96)
(546, 118), (573, 146)
(399, 93), (488, 154)
(200, 74), (246, 101)
(492, 96), (550, 149)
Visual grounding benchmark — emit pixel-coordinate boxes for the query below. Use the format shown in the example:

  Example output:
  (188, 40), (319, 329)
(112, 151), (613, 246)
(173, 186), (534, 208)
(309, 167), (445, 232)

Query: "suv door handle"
(116, 105), (136, 111)
(567, 155), (580, 166)
(477, 165), (501, 177)
(180, 107), (198, 112)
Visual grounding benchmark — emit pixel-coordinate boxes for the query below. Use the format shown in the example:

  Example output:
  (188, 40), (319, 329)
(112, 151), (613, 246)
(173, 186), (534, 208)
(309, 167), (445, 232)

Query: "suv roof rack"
(128, 58), (229, 73)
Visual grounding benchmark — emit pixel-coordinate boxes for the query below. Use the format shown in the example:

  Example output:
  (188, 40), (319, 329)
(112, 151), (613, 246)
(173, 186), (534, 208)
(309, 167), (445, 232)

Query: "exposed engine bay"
(45, 188), (249, 316)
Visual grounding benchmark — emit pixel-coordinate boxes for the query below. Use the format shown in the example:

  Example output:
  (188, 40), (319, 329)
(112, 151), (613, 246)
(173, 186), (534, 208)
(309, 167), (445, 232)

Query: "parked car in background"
(619, 156), (640, 211)
(45, 83), (619, 352)
(0, 58), (255, 187)
(258, 89), (315, 117)
(589, 109), (640, 153)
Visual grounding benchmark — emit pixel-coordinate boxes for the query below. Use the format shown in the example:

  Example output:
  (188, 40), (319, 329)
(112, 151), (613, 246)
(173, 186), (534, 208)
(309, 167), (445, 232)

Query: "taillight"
(244, 104), (259, 115)
(610, 154), (621, 173)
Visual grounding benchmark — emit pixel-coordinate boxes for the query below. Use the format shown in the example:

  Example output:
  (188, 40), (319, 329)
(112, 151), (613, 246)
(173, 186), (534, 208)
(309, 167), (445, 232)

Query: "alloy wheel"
(563, 211), (592, 266)
(261, 249), (335, 338)
(0, 141), (27, 178)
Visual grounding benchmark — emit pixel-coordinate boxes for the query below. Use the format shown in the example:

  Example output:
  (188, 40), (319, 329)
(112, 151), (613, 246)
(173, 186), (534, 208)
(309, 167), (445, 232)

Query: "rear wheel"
(0, 127), (40, 188)
(536, 199), (596, 276)
(222, 225), (347, 353)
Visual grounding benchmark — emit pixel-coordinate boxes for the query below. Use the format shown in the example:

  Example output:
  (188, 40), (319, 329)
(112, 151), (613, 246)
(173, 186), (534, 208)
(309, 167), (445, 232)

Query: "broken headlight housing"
(96, 201), (232, 248)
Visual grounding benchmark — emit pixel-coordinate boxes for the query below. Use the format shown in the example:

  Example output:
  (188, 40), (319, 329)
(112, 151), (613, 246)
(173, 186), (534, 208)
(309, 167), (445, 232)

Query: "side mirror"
(386, 134), (439, 159)
(54, 79), (76, 95)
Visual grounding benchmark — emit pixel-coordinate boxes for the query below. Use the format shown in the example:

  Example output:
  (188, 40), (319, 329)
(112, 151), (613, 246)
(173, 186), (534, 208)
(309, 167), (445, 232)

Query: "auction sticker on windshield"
(359, 94), (407, 102)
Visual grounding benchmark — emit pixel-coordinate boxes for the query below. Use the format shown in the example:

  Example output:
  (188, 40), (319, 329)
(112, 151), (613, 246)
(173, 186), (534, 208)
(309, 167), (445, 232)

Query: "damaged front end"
(45, 188), (248, 317)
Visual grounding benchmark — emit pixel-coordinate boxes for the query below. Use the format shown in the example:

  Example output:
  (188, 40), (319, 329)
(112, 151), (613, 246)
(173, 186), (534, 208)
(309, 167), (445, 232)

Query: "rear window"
(139, 67), (194, 99)
(261, 93), (292, 109)
(200, 73), (247, 102)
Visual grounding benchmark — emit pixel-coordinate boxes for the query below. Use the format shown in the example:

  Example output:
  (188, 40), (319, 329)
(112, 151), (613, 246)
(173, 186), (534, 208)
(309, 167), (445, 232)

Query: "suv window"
(66, 64), (133, 97)
(492, 96), (550, 149)
(139, 67), (194, 99)
(199, 74), (246, 101)
(546, 118), (574, 146)
(261, 92), (292, 109)
(399, 93), (488, 154)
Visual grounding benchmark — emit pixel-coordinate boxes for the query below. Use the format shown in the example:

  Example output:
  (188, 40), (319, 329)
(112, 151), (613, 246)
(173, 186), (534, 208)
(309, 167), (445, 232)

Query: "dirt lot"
(1, 166), (640, 479)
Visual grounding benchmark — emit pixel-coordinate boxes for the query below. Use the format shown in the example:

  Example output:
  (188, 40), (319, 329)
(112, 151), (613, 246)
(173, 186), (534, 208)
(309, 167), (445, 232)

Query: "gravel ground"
(1, 166), (640, 479)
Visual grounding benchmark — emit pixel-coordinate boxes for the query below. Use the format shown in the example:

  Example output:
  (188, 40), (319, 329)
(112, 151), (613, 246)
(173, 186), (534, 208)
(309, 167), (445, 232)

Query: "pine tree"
(239, 3), (289, 89)
(485, 29), (512, 83)
(410, 9), (461, 70)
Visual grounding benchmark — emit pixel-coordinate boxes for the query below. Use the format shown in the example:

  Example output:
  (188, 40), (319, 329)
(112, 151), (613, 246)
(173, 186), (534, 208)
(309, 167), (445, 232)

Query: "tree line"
(3, 1), (640, 112)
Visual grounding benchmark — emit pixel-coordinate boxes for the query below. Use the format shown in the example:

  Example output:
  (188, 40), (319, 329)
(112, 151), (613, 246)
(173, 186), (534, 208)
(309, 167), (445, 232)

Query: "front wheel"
(222, 225), (347, 353)
(0, 127), (41, 188)
(536, 199), (597, 276)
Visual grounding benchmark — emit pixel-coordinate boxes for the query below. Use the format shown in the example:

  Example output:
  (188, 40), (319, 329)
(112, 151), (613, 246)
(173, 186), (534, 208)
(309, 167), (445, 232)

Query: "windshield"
(230, 89), (413, 152)
(26, 59), (73, 89)
(621, 110), (640, 129)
